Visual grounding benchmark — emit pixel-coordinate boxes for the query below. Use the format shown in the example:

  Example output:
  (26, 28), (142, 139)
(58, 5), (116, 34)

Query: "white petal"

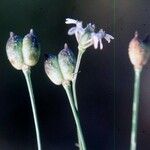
(68, 27), (76, 35)
(99, 29), (104, 33)
(97, 29), (106, 39)
(75, 30), (82, 42)
(65, 18), (78, 24)
(99, 39), (103, 50)
(78, 27), (84, 34)
(104, 34), (114, 43)
(75, 32), (80, 42)
(85, 23), (95, 33)
(92, 33), (99, 49)
(76, 21), (83, 28)
(74, 27), (84, 42)
(92, 24), (95, 29)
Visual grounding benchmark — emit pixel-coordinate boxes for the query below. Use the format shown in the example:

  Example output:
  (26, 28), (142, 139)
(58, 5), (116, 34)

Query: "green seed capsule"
(6, 32), (24, 70)
(44, 54), (64, 85)
(22, 29), (40, 67)
(58, 44), (76, 81)
(128, 32), (150, 70)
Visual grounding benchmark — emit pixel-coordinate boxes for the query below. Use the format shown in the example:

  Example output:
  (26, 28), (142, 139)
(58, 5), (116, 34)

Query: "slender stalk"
(63, 83), (86, 150)
(22, 68), (41, 150)
(72, 51), (84, 109)
(72, 50), (84, 149)
(130, 68), (142, 150)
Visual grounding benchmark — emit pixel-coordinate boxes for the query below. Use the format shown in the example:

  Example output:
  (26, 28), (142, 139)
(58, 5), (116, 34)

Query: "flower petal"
(65, 18), (78, 24)
(74, 27), (84, 42)
(68, 27), (76, 35)
(99, 39), (103, 50)
(75, 30), (82, 42)
(75, 32), (80, 42)
(96, 30), (105, 40)
(104, 34), (114, 43)
(85, 23), (95, 33)
(78, 27), (84, 34)
(76, 21), (83, 28)
(92, 33), (99, 49)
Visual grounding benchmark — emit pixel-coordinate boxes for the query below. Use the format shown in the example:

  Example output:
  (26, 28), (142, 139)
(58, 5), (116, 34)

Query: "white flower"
(91, 29), (114, 50)
(77, 23), (95, 50)
(65, 18), (84, 42)
(65, 18), (114, 50)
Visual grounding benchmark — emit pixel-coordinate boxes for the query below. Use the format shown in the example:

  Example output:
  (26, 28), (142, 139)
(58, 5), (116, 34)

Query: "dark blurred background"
(0, 0), (150, 150)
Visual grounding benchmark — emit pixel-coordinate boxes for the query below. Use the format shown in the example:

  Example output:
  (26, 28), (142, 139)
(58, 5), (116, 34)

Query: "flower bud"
(58, 44), (76, 81)
(22, 29), (40, 67)
(44, 54), (64, 85)
(6, 32), (24, 70)
(128, 31), (150, 70)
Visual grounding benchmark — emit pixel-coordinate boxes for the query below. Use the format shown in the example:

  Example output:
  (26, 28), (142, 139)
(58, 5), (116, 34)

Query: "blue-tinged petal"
(104, 34), (114, 43)
(76, 21), (83, 28)
(68, 27), (76, 35)
(91, 33), (99, 49)
(98, 29), (106, 39)
(99, 39), (103, 50)
(75, 28), (84, 42)
(65, 18), (78, 24)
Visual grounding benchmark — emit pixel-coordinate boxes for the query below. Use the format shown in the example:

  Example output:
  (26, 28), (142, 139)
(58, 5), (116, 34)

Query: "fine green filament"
(23, 68), (42, 150)
(130, 68), (142, 150)
(64, 84), (86, 150)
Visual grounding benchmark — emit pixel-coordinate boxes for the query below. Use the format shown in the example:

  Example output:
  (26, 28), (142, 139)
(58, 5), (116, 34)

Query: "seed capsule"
(22, 29), (40, 67)
(6, 32), (23, 70)
(58, 44), (76, 81)
(128, 31), (150, 70)
(44, 54), (64, 85)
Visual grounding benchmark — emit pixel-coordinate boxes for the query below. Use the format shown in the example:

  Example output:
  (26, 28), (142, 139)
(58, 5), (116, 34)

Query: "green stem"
(72, 50), (84, 149)
(23, 68), (42, 150)
(130, 68), (142, 150)
(72, 51), (84, 109)
(63, 84), (86, 150)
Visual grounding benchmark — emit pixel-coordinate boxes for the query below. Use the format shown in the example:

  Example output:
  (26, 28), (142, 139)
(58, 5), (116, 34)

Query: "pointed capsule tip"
(10, 32), (14, 37)
(64, 43), (68, 49)
(134, 31), (138, 38)
(30, 29), (34, 34)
